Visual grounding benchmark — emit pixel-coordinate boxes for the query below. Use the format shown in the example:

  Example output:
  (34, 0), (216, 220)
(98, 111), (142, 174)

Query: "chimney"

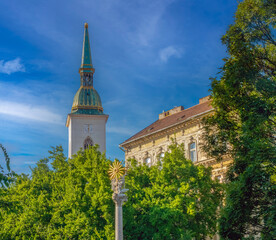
(199, 96), (210, 104)
(159, 106), (184, 119)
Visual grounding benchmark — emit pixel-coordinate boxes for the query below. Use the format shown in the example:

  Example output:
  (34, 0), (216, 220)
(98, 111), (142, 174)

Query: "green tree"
(202, 0), (276, 239)
(0, 144), (222, 239)
(0, 145), (114, 239)
(124, 143), (223, 240)
(0, 144), (15, 212)
(0, 143), (12, 187)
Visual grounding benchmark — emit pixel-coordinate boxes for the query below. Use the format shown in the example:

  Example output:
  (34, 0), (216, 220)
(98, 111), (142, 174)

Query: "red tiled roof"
(121, 100), (213, 145)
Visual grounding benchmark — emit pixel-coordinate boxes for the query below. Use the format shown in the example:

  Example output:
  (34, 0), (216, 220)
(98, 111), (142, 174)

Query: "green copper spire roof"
(79, 23), (95, 74)
(81, 23), (92, 67)
(71, 87), (103, 115)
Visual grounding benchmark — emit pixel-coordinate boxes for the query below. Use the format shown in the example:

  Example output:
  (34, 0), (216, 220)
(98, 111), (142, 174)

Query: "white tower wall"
(67, 114), (109, 158)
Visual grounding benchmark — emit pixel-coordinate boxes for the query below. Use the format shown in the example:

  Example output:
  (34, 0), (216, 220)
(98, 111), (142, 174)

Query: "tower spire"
(79, 23), (95, 87)
(66, 23), (108, 158)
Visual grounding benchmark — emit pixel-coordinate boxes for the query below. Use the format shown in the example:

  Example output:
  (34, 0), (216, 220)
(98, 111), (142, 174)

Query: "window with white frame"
(159, 152), (165, 161)
(216, 175), (222, 183)
(145, 157), (151, 167)
(189, 142), (197, 162)
(158, 152), (165, 169)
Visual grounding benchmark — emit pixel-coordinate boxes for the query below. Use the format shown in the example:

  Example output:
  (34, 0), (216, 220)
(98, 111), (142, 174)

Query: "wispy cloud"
(0, 58), (25, 74)
(103, 99), (123, 107)
(128, 0), (175, 47)
(24, 161), (36, 165)
(0, 101), (63, 125)
(159, 46), (183, 63)
(107, 126), (137, 135)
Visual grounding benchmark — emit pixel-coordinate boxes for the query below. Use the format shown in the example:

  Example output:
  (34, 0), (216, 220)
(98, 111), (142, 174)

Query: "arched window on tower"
(83, 136), (93, 150)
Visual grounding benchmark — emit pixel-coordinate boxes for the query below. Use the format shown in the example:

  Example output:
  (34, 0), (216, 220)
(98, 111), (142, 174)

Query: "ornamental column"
(109, 161), (128, 240)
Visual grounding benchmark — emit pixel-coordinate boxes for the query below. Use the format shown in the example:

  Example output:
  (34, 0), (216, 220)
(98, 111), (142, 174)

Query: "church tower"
(66, 23), (108, 158)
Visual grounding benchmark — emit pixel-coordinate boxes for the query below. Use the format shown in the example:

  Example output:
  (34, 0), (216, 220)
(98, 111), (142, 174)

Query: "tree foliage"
(0, 144), (222, 239)
(0, 145), (114, 239)
(202, 0), (276, 239)
(0, 143), (12, 187)
(124, 143), (223, 240)
(0, 143), (15, 211)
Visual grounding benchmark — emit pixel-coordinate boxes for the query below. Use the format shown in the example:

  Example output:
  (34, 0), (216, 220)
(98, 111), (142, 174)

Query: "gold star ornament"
(108, 160), (126, 180)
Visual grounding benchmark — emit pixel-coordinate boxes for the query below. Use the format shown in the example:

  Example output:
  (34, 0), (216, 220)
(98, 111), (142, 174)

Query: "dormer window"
(189, 142), (197, 162)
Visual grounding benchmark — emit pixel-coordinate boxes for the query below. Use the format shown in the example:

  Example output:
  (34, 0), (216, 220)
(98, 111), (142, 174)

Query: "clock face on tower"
(84, 124), (93, 134)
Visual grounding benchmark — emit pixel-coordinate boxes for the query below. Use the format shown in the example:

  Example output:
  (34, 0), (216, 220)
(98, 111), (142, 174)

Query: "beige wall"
(125, 123), (203, 164)
(123, 116), (230, 181)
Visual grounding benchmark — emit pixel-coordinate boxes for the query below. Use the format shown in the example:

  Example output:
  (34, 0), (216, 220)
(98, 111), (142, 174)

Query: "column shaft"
(115, 203), (123, 240)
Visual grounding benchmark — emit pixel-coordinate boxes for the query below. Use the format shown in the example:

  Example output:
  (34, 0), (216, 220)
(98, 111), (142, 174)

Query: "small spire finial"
(79, 22), (94, 72)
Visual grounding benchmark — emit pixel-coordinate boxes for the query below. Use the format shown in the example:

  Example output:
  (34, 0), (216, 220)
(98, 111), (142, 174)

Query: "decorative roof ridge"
(79, 85), (95, 89)
(120, 100), (213, 146)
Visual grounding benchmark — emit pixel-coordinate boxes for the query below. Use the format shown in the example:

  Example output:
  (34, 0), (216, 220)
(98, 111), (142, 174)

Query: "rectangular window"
(145, 157), (151, 167)
(216, 175), (222, 183)
(190, 142), (197, 162)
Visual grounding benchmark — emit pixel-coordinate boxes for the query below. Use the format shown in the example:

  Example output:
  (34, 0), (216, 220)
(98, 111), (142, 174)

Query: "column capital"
(111, 176), (128, 205)
(112, 193), (128, 206)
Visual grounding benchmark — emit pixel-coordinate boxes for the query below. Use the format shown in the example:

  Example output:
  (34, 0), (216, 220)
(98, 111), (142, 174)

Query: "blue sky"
(0, 0), (238, 174)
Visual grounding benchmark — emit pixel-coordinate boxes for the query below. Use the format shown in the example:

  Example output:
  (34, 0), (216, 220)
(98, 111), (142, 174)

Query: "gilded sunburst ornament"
(108, 160), (125, 180)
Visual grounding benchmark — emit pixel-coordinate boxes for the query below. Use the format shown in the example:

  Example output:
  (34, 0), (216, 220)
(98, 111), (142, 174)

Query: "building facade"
(66, 23), (108, 158)
(120, 96), (231, 181)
